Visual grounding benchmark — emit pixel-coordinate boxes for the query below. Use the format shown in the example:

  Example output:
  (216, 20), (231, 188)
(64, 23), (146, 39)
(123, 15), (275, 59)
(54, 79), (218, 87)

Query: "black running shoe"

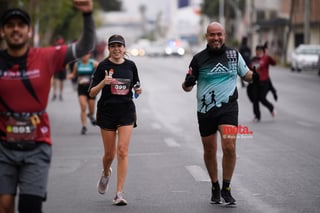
(210, 183), (221, 204)
(87, 114), (97, 126)
(81, 126), (87, 135)
(221, 187), (236, 205)
(273, 92), (278, 101)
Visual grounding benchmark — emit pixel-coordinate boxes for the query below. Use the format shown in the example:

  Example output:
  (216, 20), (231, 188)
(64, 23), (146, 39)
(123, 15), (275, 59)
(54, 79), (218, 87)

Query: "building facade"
(247, 0), (320, 64)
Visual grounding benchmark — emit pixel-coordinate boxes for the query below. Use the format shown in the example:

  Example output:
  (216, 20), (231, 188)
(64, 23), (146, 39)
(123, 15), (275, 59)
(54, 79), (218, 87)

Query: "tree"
(201, 0), (245, 20)
(97, 0), (121, 11)
(201, 0), (219, 20)
(0, 0), (122, 46)
(283, 0), (296, 65)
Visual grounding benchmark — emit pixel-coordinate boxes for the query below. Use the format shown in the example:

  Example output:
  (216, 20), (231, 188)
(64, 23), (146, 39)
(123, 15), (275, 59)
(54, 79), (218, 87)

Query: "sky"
(96, 0), (173, 41)
(121, 0), (171, 20)
(96, 0), (202, 43)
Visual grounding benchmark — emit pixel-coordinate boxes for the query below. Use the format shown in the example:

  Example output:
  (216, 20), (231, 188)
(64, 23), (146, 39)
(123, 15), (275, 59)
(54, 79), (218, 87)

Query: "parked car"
(318, 53), (320, 76)
(291, 44), (320, 72)
(164, 39), (190, 57)
(127, 39), (150, 57)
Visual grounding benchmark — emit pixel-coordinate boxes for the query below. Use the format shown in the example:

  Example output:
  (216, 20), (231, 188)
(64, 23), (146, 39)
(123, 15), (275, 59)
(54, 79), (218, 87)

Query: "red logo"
(222, 125), (253, 139)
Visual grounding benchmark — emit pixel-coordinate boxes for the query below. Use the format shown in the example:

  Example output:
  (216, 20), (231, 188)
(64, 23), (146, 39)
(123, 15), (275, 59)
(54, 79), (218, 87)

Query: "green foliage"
(97, 0), (122, 11)
(37, 0), (77, 44)
(201, 0), (245, 20)
(201, 0), (219, 20)
(1, 0), (122, 46)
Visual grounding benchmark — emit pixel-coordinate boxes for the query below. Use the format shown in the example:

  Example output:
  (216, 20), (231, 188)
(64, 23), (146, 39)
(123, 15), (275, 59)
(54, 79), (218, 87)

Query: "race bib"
(78, 76), (91, 84)
(110, 78), (131, 95)
(6, 115), (39, 142)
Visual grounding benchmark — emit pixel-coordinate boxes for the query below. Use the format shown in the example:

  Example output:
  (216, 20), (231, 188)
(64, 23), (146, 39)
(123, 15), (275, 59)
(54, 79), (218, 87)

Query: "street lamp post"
(304, 0), (310, 44)
(219, 0), (225, 26)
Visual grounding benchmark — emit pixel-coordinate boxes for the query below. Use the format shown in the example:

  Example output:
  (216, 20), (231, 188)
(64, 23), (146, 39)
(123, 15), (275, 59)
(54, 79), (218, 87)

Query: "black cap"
(255, 45), (264, 51)
(1, 8), (31, 27)
(108, 34), (125, 46)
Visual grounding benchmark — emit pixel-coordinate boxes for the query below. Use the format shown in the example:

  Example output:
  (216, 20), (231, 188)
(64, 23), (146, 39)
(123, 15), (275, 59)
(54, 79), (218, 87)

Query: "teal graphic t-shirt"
(190, 47), (248, 113)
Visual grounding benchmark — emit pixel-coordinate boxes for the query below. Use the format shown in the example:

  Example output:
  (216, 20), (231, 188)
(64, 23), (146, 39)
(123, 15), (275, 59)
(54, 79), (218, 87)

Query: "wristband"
(83, 12), (92, 16)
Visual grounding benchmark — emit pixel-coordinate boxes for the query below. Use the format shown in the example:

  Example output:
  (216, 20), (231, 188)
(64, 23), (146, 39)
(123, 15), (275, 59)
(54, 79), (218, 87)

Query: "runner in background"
(238, 36), (251, 87)
(68, 52), (99, 135)
(51, 35), (67, 101)
(67, 39), (79, 91)
(249, 44), (277, 122)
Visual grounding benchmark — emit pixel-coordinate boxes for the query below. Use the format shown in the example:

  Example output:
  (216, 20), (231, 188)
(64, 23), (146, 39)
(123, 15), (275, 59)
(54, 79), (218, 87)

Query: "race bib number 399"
(111, 78), (131, 95)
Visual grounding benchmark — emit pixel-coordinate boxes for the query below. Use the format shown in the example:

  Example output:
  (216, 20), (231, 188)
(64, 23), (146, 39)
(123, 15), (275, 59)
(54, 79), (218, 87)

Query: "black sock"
(212, 181), (219, 190)
(222, 180), (230, 190)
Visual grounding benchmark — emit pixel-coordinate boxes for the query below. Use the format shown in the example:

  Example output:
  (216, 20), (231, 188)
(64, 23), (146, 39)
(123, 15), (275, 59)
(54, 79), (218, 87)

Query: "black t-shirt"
(239, 45), (251, 66)
(90, 58), (140, 106)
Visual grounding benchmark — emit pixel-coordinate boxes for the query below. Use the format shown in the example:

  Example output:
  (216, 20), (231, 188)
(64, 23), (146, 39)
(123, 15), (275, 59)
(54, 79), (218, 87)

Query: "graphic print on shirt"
(0, 53), (41, 104)
(0, 47), (68, 144)
(197, 50), (238, 113)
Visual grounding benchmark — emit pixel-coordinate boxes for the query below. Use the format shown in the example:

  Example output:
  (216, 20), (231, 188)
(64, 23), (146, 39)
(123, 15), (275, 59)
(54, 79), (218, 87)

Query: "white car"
(291, 44), (320, 71)
(145, 41), (166, 57)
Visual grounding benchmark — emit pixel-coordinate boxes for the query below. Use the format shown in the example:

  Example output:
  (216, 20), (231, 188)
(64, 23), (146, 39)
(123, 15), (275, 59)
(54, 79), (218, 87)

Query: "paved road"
(43, 56), (320, 213)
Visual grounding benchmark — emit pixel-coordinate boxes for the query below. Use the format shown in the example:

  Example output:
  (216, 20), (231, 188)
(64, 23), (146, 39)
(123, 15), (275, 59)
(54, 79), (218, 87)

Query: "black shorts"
(197, 101), (238, 137)
(96, 101), (136, 130)
(54, 70), (66, 80)
(77, 84), (95, 99)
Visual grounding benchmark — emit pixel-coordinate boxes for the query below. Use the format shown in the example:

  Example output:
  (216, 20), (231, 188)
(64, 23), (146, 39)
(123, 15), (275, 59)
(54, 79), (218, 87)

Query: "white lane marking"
(164, 137), (181, 147)
(185, 165), (210, 182)
(296, 121), (315, 127)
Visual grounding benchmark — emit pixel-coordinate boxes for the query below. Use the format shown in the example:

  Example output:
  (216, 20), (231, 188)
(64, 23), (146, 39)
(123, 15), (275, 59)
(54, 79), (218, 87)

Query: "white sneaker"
(97, 168), (112, 194)
(113, 192), (128, 206)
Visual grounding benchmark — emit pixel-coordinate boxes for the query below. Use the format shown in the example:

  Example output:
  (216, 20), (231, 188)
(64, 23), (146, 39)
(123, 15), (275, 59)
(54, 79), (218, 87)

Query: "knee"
(80, 105), (86, 112)
(103, 152), (115, 162)
(18, 194), (43, 213)
(202, 140), (217, 158)
(222, 142), (236, 156)
(117, 146), (128, 160)
(204, 147), (216, 156)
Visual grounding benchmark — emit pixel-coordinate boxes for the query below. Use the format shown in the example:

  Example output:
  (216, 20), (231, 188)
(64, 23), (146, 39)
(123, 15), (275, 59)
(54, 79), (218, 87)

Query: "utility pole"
(28, 0), (39, 46)
(219, 0), (225, 26)
(304, 0), (310, 44)
(227, 0), (242, 41)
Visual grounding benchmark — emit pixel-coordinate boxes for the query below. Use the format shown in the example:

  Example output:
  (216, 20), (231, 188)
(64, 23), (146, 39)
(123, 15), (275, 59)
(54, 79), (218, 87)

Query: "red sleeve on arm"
(45, 45), (68, 74)
(268, 55), (276, 65)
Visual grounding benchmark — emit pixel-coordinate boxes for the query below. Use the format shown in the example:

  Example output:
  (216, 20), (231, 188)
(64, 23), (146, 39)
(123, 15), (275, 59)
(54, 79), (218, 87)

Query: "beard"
(209, 40), (223, 49)
(207, 44), (226, 55)
(5, 32), (29, 50)
(7, 40), (27, 50)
